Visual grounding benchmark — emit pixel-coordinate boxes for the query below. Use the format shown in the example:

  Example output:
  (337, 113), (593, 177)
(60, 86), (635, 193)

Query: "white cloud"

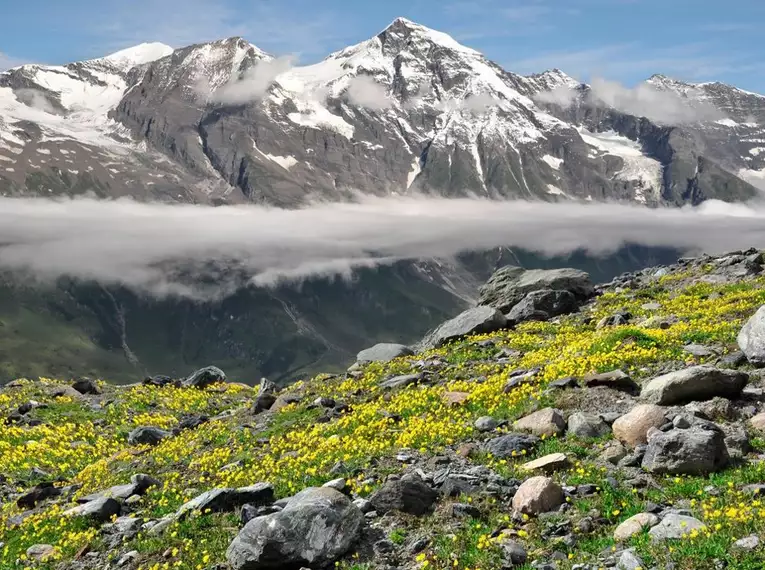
(534, 76), (726, 125)
(209, 56), (295, 105)
(1, 195), (764, 299)
(14, 89), (58, 114)
(345, 75), (392, 110)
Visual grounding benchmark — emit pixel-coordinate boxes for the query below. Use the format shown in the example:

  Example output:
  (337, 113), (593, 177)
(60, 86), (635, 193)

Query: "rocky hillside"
(0, 18), (762, 205)
(3, 248), (765, 569)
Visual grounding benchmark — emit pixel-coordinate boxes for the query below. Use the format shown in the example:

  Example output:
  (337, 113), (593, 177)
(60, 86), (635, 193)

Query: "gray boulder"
(369, 477), (438, 516)
(78, 473), (160, 503)
(420, 307), (507, 349)
(64, 497), (121, 522)
(226, 487), (363, 570)
(484, 433), (540, 458)
(478, 266), (594, 314)
(642, 425), (728, 474)
(183, 365), (226, 389)
(176, 483), (274, 519)
(127, 426), (171, 446)
(567, 412), (611, 439)
(356, 343), (414, 363)
(649, 514), (706, 541)
(738, 305), (765, 366)
(505, 289), (579, 324)
(640, 365), (748, 405)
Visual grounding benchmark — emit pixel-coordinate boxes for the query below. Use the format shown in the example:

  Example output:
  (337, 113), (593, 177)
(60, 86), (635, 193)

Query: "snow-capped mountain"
(0, 17), (762, 205)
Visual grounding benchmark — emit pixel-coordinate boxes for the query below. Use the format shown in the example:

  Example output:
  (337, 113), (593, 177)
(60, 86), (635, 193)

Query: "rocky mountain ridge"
(3, 247), (765, 569)
(1, 17), (763, 206)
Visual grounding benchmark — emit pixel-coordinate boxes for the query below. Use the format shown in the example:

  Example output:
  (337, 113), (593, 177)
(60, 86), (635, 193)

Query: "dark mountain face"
(1, 18), (762, 206)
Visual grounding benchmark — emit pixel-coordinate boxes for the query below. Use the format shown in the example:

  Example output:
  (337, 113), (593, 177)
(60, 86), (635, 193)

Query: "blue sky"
(2, 0), (764, 92)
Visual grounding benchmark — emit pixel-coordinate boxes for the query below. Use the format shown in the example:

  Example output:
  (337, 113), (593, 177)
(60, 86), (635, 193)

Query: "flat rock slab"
(521, 453), (568, 472)
(649, 514), (706, 541)
(356, 343), (414, 363)
(420, 307), (508, 349)
(640, 365), (748, 405)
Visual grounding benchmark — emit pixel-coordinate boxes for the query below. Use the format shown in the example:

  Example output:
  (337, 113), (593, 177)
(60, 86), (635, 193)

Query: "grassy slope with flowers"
(2, 263), (765, 570)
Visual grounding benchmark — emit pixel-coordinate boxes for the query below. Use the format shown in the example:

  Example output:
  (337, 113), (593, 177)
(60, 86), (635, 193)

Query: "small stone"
(71, 377), (101, 395)
(549, 376), (578, 389)
(500, 539), (528, 566)
(26, 544), (56, 561)
(474, 416), (499, 432)
(612, 404), (667, 447)
(353, 498), (373, 513)
(616, 549), (645, 570)
(522, 453), (569, 473)
(369, 477), (438, 516)
(513, 408), (566, 437)
(442, 391), (470, 405)
(64, 497), (121, 522)
(322, 478), (349, 494)
(484, 433), (539, 458)
(750, 412), (765, 431)
(733, 535), (760, 550)
(673, 415), (691, 429)
(451, 503), (481, 518)
(127, 426), (171, 446)
(613, 512), (659, 541)
(379, 373), (421, 390)
(512, 476), (564, 515)
(117, 551), (139, 567)
(600, 441), (628, 464)
(567, 412), (611, 439)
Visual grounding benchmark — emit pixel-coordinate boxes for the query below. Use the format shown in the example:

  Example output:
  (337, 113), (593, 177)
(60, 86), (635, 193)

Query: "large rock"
(183, 366), (226, 389)
(567, 412), (611, 439)
(64, 497), (121, 522)
(505, 289), (579, 324)
(369, 477), (438, 516)
(513, 408), (566, 437)
(478, 266), (594, 314)
(253, 378), (278, 413)
(511, 476), (564, 515)
(738, 304), (765, 366)
(649, 513), (706, 541)
(176, 483), (274, 519)
(484, 433), (540, 458)
(127, 426), (172, 446)
(642, 425), (729, 474)
(420, 307), (507, 349)
(71, 377), (101, 395)
(612, 404), (667, 447)
(640, 365), (748, 405)
(613, 512), (659, 541)
(78, 473), (160, 503)
(226, 487), (363, 570)
(356, 343), (414, 363)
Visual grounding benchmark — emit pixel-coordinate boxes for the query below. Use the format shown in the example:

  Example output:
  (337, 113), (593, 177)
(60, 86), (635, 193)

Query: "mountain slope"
(1, 17), (761, 206)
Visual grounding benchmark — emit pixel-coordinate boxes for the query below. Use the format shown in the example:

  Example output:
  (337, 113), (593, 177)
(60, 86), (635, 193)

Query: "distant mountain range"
(0, 17), (760, 385)
(1, 17), (763, 206)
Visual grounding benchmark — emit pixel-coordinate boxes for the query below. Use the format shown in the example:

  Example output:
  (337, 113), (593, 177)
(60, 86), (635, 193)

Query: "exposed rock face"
(640, 365), (748, 405)
(356, 343), (414, 363)
(420, 307), (508, 349)
(738, 305), (765, 366)
(478, 267), (594, 314)
(226, 487), (363, 570)
(642, 425), (729, 474)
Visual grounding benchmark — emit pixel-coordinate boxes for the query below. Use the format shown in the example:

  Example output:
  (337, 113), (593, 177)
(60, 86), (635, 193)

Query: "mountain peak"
(377, 16), (480, 55)
(100, 42), (174, 68)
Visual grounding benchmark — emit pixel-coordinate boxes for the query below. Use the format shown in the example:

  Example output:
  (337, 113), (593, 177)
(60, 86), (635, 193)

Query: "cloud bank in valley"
(0, 195), (764, 299)
(535, 77), (726, 125)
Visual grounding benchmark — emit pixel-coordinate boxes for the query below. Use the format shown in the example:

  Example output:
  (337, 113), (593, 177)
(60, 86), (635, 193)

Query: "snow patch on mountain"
(100, 43), (174, 69)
